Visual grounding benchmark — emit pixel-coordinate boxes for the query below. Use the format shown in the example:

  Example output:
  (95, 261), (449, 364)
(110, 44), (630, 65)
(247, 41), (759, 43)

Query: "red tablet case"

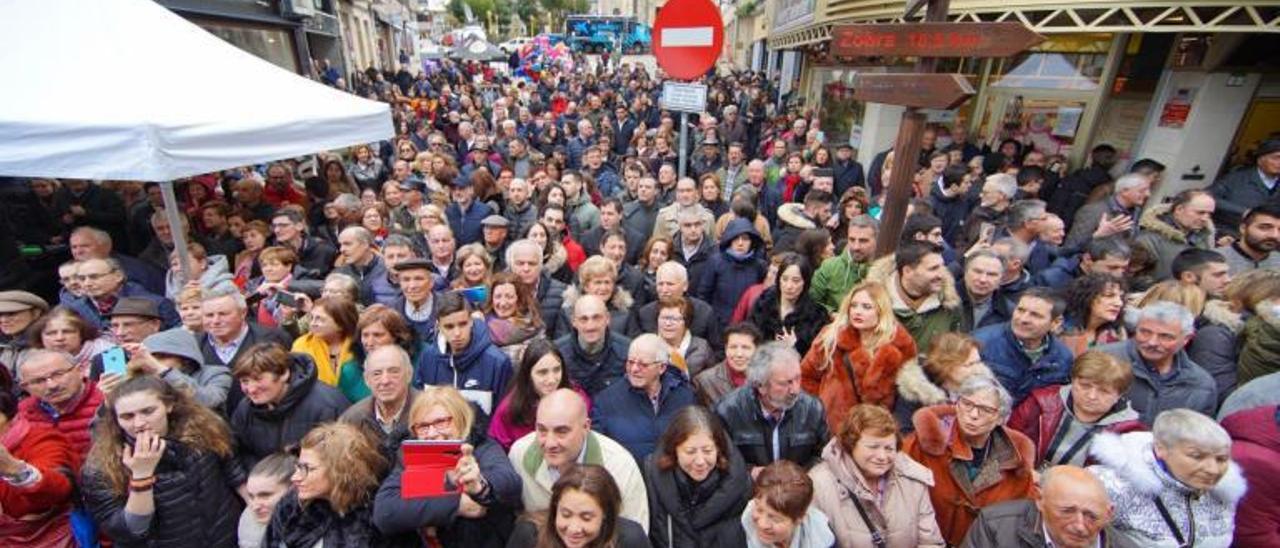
(400, 440), (463, 499)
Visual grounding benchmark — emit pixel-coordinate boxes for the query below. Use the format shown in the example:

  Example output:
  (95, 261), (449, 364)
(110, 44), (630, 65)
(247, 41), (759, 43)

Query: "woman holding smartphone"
(373, 386), (523, 548)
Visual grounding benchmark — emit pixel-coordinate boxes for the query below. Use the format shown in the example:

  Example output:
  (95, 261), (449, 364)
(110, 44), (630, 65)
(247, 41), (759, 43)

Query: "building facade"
(767, 0), (1280, 199)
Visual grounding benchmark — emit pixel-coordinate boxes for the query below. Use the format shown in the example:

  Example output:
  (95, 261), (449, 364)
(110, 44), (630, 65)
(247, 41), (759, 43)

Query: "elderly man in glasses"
(16, 349), (104, 457)
(588, 334), (696, 462)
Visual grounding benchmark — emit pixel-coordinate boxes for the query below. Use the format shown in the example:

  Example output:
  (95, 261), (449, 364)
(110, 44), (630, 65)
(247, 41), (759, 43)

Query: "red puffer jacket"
(0, 419), (78, 547)
(1006, 384), (1146, 467)
(17, 383), (104, 458)
(1222, 405), (1280, 548)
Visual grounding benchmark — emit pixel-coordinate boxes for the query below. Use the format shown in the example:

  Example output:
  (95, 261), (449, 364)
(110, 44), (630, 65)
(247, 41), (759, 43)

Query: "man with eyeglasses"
(16, 349), (103, 457)
(589, 334), (696, 461)
(339, 345), (420, 462)
(64, 257), (179, 333)
(85, 297), (162, 382)
(270, 208), (337, 279)
(66, 226), (165, 296)
(963, 465), (1131, 548)
(556, 295), (630, 396)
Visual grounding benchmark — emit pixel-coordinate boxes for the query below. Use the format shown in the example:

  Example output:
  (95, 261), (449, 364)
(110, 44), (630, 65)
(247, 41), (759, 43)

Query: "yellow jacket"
(291, 333), (353, 387)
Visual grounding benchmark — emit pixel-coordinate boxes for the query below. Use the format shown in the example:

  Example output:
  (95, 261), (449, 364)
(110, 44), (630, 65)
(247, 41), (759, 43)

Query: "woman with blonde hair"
(453, 243), (495, 290)
(264, 422), (419, 547)
(374, 386), (523, 547)
(892, 332), (992, 432)
(82, 375), (243, 547)
(556, 255), (635, 339)
(800, 281), (918, 432)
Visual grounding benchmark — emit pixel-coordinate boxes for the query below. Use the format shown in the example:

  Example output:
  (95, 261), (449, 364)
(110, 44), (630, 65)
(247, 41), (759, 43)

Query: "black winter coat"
(643, 444), (750, 548)
(229, 353), (349, 471)
(536, 274), (568, 341)
(714, 386), (830, 469)
(556, 332), (631, 396)
(506, 518), (652, 547)
(696, 219), (766, 325)
(373, 421), (523, 547)
(265, 490), (420, 548)
(747, 288), (829, 358)
(82, 439), (244, 548)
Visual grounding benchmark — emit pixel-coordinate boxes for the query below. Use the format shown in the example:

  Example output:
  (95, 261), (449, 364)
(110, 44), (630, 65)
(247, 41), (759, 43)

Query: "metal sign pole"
(159, 181), (193, 283)
(678, 111), (689, 178)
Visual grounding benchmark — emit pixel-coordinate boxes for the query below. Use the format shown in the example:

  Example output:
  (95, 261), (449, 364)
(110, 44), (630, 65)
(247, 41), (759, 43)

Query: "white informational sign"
(660, 81), (708, 113)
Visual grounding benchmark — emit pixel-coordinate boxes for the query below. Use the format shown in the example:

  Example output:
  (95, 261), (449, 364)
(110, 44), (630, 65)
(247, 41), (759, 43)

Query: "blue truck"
(565, 15), (651, 54)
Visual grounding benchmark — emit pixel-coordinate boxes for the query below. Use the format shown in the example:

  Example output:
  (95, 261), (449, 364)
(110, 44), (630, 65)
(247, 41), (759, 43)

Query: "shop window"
(197, 20), (299, 74)
(990, 52), (1106, 91)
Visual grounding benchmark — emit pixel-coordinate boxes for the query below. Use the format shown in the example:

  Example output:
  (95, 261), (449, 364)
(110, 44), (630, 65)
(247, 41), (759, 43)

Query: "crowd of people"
(0, 53), (1279, 548)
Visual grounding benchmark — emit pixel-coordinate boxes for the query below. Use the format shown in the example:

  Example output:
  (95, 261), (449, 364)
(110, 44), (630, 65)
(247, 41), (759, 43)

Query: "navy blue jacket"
(974, 323), (1075, 406)
(930, 183), (975, 247)
(696, 218), (766, 325)
(447, 200), (493, 247)
(1030, 255), (1081, 289)
(66, 281), (180, 332)
(392, 295), (437, 343)
(414, 321), (513, 415)
(591, 369), (697, 462)
(555, 332), (631, 396)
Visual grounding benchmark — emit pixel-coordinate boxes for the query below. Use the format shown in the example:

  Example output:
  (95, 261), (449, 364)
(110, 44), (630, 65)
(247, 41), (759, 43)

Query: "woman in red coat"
(0, 389), (79, 547)
(801, 280), (917, 432)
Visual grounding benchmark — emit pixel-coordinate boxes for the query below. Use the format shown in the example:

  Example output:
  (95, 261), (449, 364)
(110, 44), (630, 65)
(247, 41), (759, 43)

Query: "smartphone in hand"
(102, 346), (128, 377)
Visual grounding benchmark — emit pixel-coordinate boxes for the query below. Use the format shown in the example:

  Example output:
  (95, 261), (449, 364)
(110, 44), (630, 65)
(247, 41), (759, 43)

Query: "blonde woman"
(263, 422), (419, 547)
(555, 255), (634, 339)
(800, 281), (918, 433)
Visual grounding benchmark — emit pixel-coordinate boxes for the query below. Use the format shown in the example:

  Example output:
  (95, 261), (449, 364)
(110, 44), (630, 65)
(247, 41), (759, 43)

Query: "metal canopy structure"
(771, 2), (1280, 50)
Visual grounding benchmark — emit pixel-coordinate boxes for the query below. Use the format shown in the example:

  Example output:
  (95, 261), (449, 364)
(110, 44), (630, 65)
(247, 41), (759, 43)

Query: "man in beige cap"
(0, 290), (49, 377)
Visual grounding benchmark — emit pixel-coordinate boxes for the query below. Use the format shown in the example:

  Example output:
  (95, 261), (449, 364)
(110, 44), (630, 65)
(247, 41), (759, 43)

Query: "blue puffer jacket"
(590, 369), (697, 461)
(974, 322), (1075, 406)
(696, 218), (766, 325)
(414, 321), (513, 415)
(1031, 255), (1081, 288)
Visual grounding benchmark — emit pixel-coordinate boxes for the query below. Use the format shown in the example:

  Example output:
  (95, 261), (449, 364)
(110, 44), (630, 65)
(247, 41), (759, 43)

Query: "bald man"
(507, 388), (650, 531)
(555, 294), (631, 396)
(962, 465), (1135, 548)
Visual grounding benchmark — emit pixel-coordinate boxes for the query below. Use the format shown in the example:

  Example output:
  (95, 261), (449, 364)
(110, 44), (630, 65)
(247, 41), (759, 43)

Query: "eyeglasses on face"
(956, 396), (999, 417)
(20, 366), (78, 389)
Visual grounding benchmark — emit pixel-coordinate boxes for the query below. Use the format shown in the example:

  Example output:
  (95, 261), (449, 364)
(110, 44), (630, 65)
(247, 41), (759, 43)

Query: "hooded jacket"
(1135, 202), (1216, 280)
(1187, 299), (1245, 404)
(809, 440), (945, 548)
(903, 404), (1038, 546)
(772, 203), (818, 254)
(142, 328), (232, 410)
(591, 369), (697, 462)
(865, 255), (963, 354)
(892, 360), (996, 433)
(228, 353), (349, 471)
(414, 320), (513, 416)
(163, 255), (236, 300)
(83, 437), (244, 548)
(1237, 303), (1280, 387)
(696, 218), (766, 325)
(1006, 384), (1145, 467)
(741, 500), (836, 548)
(643, 443), (750, 548)
(1222, 405), (1280, 547)
(372, 408), (523, 548)
(1088, 431), (1246, 548)
(800, 323), (918, 433)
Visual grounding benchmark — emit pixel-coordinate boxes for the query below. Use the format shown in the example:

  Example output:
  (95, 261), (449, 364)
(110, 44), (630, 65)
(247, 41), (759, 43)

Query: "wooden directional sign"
(831, 22), (1045, 59)
(852, 73), (974, 110)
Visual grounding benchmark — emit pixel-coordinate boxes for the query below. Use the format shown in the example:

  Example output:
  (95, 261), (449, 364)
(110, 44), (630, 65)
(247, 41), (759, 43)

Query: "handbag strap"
(847, 490), (887, 548)
(1153, 495), (1195, 548)
(1043, 417), (1103, 466)
(839, 352), (863, 403)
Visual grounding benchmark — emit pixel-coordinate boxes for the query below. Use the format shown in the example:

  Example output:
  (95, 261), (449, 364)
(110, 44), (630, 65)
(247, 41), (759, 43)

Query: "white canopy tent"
(0, 0), (393, 275)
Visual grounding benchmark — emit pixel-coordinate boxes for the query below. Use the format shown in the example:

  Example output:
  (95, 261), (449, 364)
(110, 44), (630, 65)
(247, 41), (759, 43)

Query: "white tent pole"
(159, 181), (193, 282)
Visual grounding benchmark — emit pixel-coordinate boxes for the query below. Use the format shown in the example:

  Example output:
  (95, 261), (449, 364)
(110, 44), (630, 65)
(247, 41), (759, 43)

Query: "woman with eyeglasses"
(903, 375), (1037, 546)
(892, 332), (993, 434)
(264, 422), (419, 547)
(81, 375), (244, 548)
(654, 296), (713, 379)
(373, 386), (522, 548)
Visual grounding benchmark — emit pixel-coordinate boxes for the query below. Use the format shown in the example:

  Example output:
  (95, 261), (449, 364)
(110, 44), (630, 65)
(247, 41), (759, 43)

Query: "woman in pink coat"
(487, 339), (590, 451)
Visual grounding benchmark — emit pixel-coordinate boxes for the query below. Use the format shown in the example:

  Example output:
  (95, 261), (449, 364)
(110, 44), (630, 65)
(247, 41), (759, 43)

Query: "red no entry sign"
(652, 0), (724, 80)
